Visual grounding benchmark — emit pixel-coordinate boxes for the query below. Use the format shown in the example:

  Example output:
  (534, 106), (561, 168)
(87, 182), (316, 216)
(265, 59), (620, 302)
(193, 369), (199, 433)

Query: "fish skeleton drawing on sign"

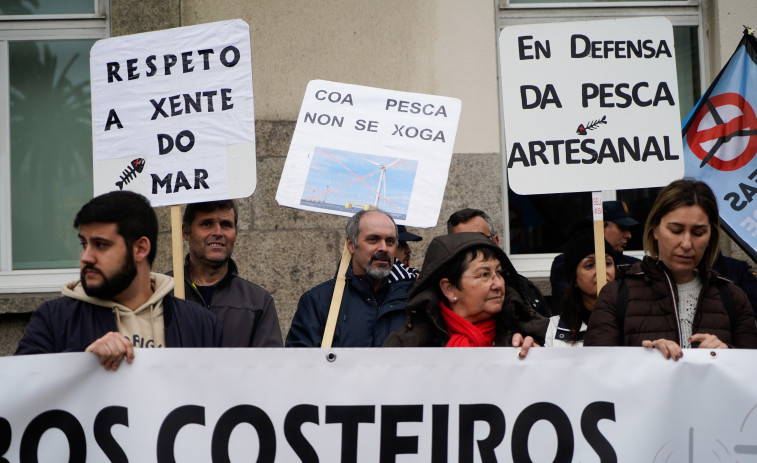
(115, 158), (146, 190)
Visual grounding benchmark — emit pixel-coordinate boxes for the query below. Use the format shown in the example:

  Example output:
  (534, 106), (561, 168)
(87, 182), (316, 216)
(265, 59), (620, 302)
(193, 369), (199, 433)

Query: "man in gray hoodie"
(16, 191), (224, 370)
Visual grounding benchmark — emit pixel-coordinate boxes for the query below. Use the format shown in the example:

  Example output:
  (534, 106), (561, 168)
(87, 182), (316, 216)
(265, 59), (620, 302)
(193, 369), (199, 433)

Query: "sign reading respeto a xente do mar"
(499, 17), (684, 195)
(276, 80), (461, 227)
(90, 19), (255, 206)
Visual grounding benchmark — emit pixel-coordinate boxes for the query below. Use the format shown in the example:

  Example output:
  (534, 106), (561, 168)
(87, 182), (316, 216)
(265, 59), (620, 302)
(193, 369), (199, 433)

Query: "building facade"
(0, 0), (753, 354)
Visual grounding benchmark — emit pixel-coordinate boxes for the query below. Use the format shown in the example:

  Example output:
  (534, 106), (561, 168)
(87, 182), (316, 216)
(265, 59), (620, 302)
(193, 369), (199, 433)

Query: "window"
(508, 0), (683, 4)
(0, 1), (109, 291)
(496, 0), (706, 276)
(1, 0), (95, 15)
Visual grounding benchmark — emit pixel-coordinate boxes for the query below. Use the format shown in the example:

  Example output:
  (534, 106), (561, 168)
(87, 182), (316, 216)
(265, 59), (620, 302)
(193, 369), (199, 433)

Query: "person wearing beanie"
(384, 232), (536, 358)
(544, 229), (617, 347)
(549, 200), (641, 313)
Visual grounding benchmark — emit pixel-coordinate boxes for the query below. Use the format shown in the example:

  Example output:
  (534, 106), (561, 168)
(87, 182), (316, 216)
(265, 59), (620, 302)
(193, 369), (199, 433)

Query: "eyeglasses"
(462, 269), (505, 285)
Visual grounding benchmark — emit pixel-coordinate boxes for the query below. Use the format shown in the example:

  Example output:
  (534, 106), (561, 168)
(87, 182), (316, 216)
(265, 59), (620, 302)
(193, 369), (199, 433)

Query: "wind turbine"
(363, 158), (402, 209)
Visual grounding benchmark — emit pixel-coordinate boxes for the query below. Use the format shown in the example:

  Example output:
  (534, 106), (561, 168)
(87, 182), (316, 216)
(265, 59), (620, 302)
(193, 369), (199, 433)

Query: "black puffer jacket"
(585, 256), (757, 348)
(384, 232), (538, 347)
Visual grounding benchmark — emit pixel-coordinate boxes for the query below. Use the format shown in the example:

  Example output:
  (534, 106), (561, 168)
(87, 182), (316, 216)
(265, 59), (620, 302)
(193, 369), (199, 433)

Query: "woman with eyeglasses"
(545, 229), (617, 347)
(384, 232), (536, 357)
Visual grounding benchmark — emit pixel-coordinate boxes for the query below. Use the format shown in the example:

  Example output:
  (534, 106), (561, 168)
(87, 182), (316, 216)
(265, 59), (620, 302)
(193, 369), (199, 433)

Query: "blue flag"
(683, 29), (757, 261)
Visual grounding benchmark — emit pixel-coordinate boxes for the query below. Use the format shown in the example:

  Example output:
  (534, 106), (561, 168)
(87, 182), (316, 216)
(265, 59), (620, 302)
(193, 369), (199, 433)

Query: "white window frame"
(494, 0), (709, 278)
(0, 1), (110, 292)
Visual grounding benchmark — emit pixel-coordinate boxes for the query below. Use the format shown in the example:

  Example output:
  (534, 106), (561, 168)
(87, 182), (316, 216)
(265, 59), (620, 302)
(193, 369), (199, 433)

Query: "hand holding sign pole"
(90, 20), (257, 293)
(277, 80), (461, 346)
(499, 17), (684, 293)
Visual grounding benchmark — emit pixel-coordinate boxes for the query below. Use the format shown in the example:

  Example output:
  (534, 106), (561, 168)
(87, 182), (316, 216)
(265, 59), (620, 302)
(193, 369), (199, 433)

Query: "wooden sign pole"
(171, 205), (185, 299)
(592, 191), (607, 295)
(321, 243), (351, 348)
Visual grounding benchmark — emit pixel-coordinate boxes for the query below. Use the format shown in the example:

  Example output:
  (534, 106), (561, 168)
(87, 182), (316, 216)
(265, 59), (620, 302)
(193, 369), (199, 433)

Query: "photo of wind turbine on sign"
(300, 146), (418, 220)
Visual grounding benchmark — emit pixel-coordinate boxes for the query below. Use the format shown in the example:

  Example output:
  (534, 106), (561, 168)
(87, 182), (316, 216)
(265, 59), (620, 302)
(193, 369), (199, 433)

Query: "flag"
(683, 28), (757, 261)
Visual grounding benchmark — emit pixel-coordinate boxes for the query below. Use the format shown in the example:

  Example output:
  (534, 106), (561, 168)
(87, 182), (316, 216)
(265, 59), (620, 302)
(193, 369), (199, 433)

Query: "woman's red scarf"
(439, 301), (497, 347)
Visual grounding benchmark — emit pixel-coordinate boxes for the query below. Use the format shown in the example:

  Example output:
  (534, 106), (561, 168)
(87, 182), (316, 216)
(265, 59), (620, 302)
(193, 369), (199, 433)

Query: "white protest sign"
(90, 19), (255, 206)
(499, 17), (684, 195)
(276, 80), (461, 227)
(4, 348), (757, 461)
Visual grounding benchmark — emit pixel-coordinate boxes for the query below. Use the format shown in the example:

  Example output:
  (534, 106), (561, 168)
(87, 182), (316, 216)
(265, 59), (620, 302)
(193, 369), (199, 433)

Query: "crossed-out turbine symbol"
(652, 404), (757, 462)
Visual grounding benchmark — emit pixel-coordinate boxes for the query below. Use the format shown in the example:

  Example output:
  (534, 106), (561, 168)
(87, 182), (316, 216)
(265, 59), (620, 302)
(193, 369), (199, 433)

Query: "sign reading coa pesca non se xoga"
(275, 80), (461, 227)
(499, 17), (684, 195)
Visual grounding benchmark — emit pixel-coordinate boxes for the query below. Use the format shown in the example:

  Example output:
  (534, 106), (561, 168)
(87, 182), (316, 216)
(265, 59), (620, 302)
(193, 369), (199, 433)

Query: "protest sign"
(683, 30), (757, 261)
(499, 17), (684, 195)
(3, 348), (757, 462)
(275, 80), (461, 227)
(90, 19), (256, 207)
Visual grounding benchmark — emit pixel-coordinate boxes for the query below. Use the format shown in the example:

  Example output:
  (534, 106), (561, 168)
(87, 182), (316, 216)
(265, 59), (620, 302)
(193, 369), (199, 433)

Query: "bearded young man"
(15, 191), (224, 370)
(286, 210), (415, 347)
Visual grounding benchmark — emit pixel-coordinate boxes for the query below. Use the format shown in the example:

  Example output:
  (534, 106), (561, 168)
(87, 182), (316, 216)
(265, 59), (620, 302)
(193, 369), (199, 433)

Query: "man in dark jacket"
(177, 200), (282, 347)
(16, 191), (224, 370)
(286, 210), (414, 347)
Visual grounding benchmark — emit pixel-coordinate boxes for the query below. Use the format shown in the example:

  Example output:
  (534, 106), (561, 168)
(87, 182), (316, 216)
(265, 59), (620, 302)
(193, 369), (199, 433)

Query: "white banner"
(499, 17), (684, 195)
(2, 348), (757, 462)
(276, 80), (461, 227)
(90, 19), (256, 206)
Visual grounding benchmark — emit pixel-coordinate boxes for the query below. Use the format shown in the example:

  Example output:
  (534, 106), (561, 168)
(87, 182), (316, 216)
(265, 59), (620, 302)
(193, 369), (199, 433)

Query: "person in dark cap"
(601, 200), (639, 256)
(549, 200), (641, 313)
(396, 225), (422, 268)
(387, 225), (423, 284)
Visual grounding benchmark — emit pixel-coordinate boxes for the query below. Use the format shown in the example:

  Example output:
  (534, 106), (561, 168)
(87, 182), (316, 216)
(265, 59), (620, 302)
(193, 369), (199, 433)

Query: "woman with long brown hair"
(585, 179), (757, 358)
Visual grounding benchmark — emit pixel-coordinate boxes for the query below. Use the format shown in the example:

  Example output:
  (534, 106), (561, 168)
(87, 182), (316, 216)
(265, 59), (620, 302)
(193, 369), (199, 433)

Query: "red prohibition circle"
(687, 93), (757, 171)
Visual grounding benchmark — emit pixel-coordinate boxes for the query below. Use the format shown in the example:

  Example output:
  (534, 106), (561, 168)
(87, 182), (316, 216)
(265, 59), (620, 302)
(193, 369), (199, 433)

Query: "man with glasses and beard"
(15, 191), (224, 370)
(286, 210), (415, 347)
